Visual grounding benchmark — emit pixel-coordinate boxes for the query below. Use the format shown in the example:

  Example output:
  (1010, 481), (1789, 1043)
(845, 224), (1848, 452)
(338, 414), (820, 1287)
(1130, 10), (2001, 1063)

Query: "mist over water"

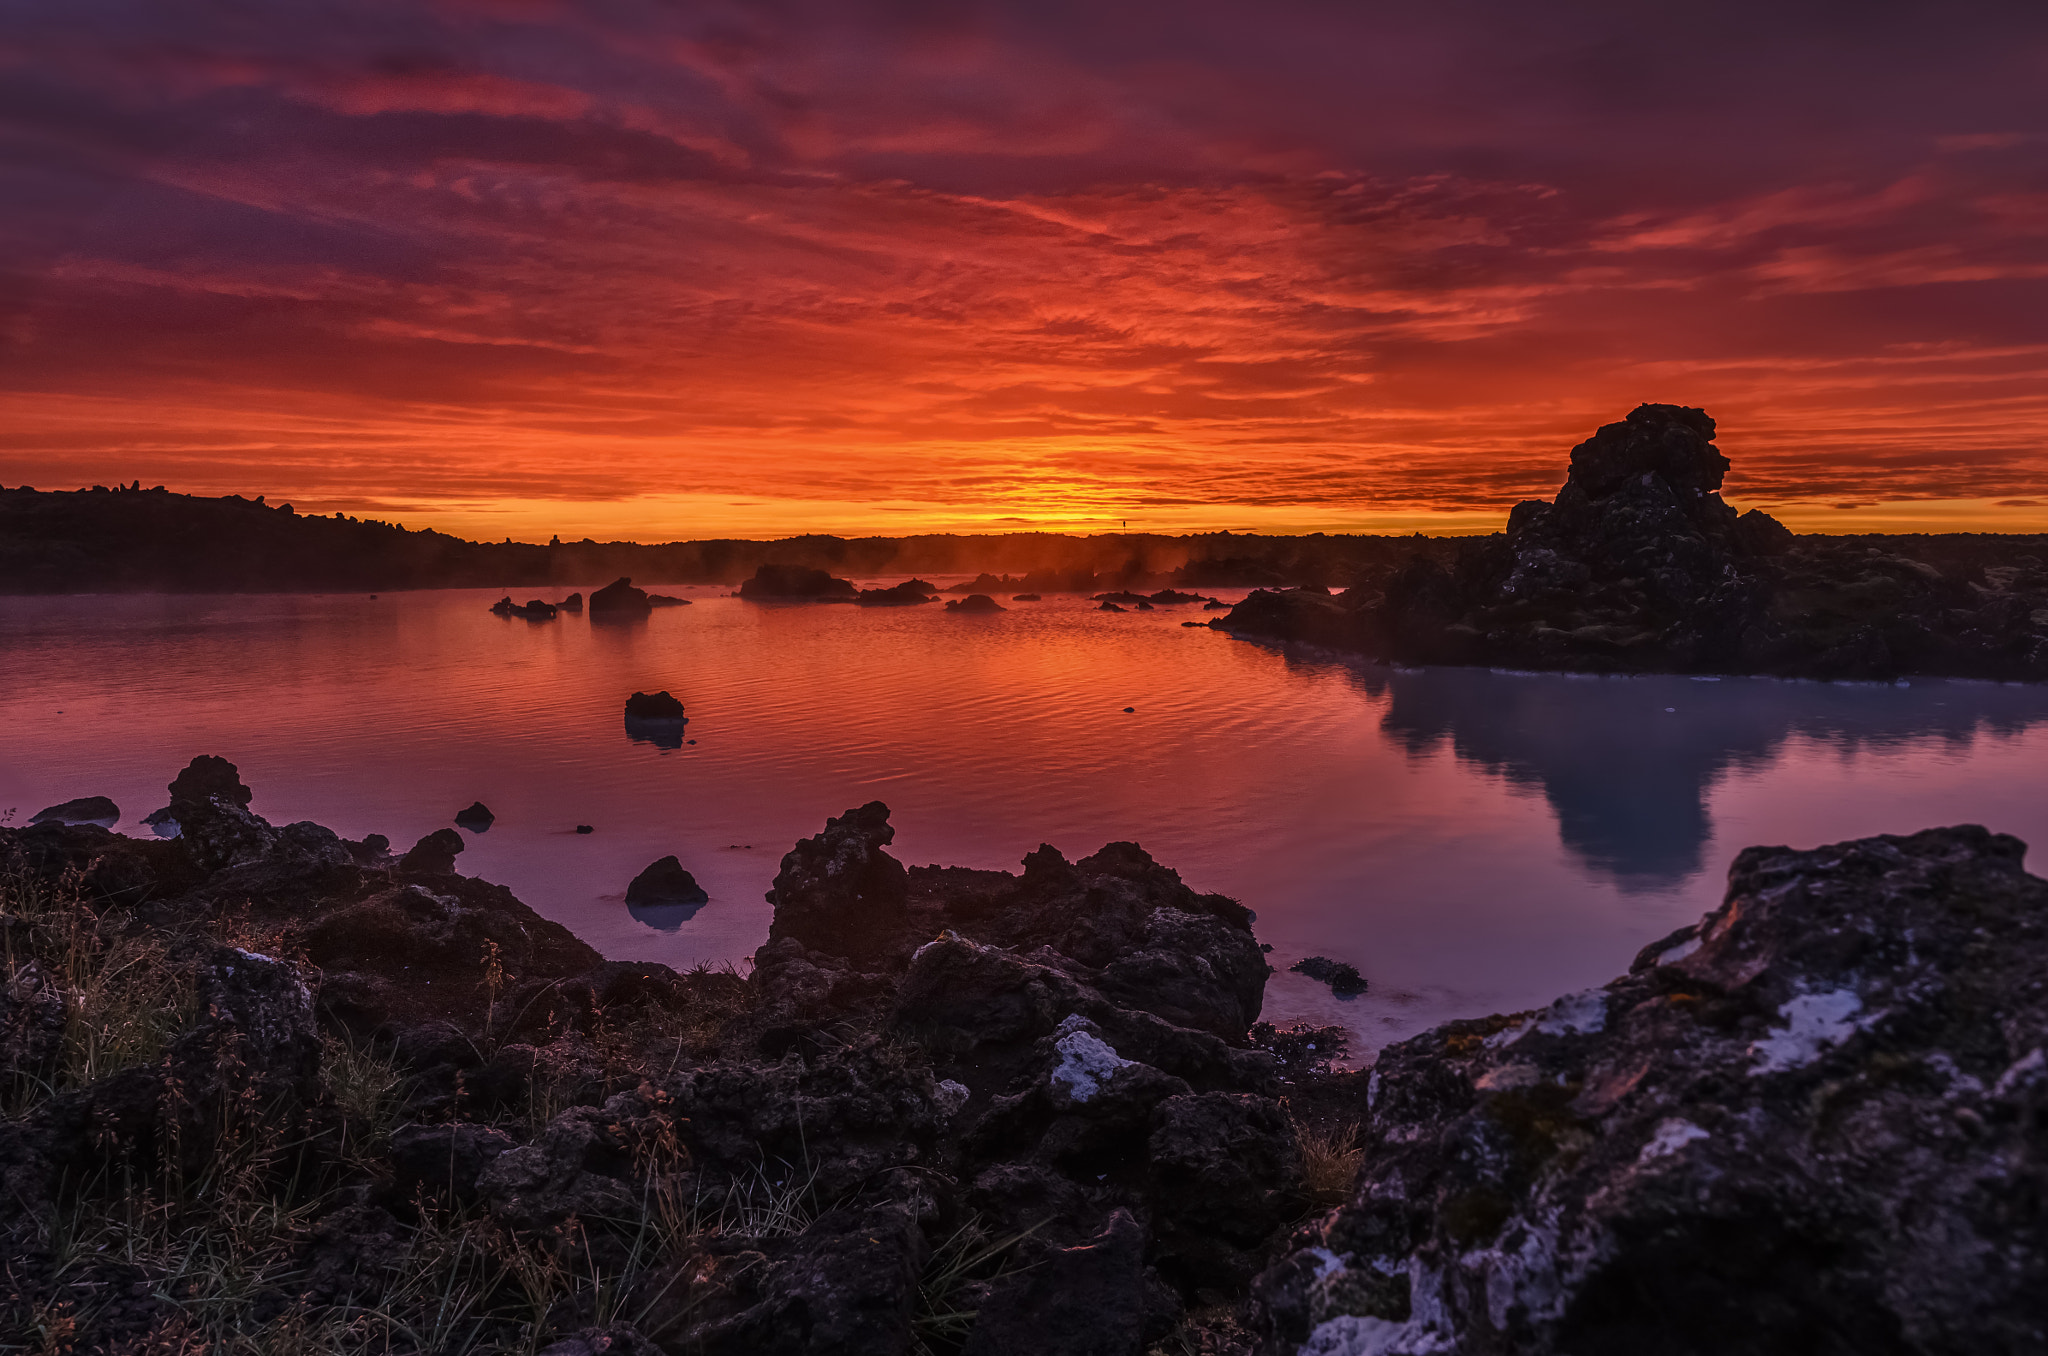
(5, 585), (2047, 1059)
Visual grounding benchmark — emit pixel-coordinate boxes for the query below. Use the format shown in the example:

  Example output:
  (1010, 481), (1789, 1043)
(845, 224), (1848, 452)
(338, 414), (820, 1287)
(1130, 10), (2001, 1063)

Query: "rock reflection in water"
(1362, 665), (2048, 890)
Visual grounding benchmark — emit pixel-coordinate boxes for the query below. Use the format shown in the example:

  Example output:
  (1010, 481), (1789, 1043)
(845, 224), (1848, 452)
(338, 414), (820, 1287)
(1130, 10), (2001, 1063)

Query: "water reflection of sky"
(4, 587), (2046, 1061)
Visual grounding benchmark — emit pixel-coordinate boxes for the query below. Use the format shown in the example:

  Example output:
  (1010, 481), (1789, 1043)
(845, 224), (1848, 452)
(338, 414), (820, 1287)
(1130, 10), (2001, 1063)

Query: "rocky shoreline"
(4, 759), (2044, 1353)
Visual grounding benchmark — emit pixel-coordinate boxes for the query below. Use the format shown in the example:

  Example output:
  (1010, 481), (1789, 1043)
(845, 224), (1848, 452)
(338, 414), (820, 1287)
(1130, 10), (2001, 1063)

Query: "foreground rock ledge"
(1254, 825), (2048, 1355)
(6, 756), (2045, 1353)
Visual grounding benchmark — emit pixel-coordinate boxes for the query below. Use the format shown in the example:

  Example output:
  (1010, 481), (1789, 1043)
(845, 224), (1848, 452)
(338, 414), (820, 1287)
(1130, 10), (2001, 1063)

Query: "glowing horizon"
(4, 2), (2045, 537)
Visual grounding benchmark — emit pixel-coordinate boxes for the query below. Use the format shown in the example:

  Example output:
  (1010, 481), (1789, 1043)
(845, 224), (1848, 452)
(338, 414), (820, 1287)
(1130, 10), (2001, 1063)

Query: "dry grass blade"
(1295, 1116), (1364, 1206)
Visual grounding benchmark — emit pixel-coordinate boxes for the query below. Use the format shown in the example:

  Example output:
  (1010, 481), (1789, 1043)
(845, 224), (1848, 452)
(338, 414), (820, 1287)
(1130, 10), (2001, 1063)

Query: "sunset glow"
(5, 1), (2046, 538)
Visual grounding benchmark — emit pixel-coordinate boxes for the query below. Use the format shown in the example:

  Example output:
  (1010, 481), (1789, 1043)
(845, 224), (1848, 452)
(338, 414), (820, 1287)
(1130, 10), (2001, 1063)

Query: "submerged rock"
(1256, 825), (2048, 1354)
(28, 795), (119, 826)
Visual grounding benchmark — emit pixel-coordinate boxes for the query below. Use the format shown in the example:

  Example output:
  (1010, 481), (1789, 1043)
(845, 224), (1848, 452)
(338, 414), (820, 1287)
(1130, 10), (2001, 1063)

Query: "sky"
(3, 0), (2046, 541)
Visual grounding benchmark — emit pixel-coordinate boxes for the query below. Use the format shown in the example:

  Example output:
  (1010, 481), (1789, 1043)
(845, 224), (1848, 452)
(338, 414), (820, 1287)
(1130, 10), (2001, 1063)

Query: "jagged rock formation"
(1255, 825), (2048, 1355)
(0, 763), (1300, 1353)
(1216, 405), (2048, 681)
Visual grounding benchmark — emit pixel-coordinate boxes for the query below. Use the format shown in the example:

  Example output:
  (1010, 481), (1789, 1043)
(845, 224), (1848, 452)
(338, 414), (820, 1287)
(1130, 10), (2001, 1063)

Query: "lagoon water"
(5, 584), (2048, 1060)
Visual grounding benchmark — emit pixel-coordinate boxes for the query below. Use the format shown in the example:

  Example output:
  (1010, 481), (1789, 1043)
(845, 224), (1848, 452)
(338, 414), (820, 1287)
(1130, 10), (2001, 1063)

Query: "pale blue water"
(5, 585), (2047, 1059)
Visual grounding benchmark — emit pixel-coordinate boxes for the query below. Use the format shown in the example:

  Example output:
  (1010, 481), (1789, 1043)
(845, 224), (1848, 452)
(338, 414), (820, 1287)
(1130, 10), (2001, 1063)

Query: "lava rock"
(625, 856), (708, 907)
(389, 1122), (516, 1202)
(1255, 825), (2048, 1355)
(28, 796), (119, 826)
(961, 1210), (1149, 1356)
(763, 802), (909, 963)
(168, 754), (253, 809)
(1289, 956), (1367, 996)
(400, 828), (465, 874)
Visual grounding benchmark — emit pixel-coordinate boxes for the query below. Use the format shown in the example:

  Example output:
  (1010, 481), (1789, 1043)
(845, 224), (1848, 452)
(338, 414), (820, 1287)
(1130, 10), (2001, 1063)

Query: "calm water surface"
(5, 585), (2048, 1060)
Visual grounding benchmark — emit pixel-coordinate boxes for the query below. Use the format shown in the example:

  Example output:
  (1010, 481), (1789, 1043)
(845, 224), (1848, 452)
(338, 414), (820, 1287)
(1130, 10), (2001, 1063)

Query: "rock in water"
(738, 564), (859, 600)
(400, 828), (465, 874)
(1255, 825), (2048, 1354)
(588, 577), (652, 617)
(453, 801), (494, 832)
(623, 690), (686, 721)
(556, 591), (583, 611)
(625, 856), (708, 906)
(855, 580), (938, 606)
(623, 690), (689, 749)
(945, 594), (1006, 613)
(28, 795), (119, 826)
(1288, 955), (1366, 995)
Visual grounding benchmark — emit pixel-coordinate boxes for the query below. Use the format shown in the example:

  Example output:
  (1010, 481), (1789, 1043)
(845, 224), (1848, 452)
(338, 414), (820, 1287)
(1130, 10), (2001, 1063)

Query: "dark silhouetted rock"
(739, 564), (858, 601)
(946, 594), (1006, 613)
(1255, 825), (2048, 1355)
(168, 754), (253, 810)
(492, 596), (558, 619)
(1289, 955), (1366, 996)
(624, 690), (686, 721)
(625, 856), (708, 906)
(589, 577), (652, 616)
(454, 801), (494, 832)
(763, 802), (908, 963)
(557, 591), (583, 611)
(390, 1122), (515, 1202)
(1099, 601), (1126, 612)
(28, 796), (119, 826)
(400, 828), (465, 874)
(646, 592), (691, 608)
(1011, 593), (1041, 601)
(576, 824), (594, 834)
(961, 1210), (1149, 1356)
(856, 581), (938, 606)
